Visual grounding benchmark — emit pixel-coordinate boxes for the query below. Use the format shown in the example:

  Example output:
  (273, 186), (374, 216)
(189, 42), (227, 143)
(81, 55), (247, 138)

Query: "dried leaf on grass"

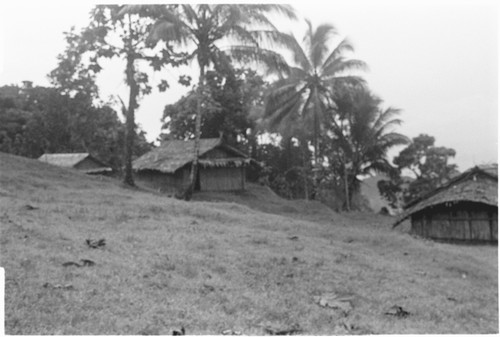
(21, 204), (39, 211)
(384, 305), (410, 318)
(313, 293), (354, 314)
(86, 238), (106, 249)
(264, 323), (302, 335)
(221, 329), (242, 335)
(42, 282), (74, 290)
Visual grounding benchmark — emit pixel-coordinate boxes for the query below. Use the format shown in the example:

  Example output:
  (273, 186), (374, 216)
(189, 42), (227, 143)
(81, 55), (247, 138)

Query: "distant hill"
(360, 175), (392, 214)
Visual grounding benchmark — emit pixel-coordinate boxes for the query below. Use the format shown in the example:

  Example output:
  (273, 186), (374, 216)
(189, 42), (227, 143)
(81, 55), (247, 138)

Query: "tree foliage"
(262, 20), (366, 165)
(5, 4), (428, 213)
(50, 5), (183, 186)
(161, 68), (266, 146)
(379, 134), (459, 207)
(130, 4), (297, 199)
(324, 86), (409, 209)
(253, 140), (313, 200)
(0, 84), (151, 169)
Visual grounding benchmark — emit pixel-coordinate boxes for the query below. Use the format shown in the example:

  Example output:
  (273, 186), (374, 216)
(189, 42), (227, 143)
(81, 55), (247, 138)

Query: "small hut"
(393, 164), (498, 242)
(38, 153), (112, 175)
(132, 138), (252, 193)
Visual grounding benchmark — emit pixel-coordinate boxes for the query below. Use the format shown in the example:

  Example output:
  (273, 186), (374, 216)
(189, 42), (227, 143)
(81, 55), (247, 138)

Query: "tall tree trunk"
(344, 163), (350, 211)
(313, 87), (320, 167)
(186, 63), (205, 200)
(301, 137), (309, 200)
(123, 54), (138, 187)
(312, 88), (320, 200)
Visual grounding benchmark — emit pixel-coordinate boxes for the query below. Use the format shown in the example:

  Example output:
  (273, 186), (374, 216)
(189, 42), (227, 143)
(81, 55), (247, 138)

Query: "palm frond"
(323, 75), (366, 89)
(223, 25), (260, 46)
(215, 7), (246, 36)
(226, 45), (290, 77)
(372, 107), (402, 131)
(322, 58), (368, 78)
(280, 33), (311, 73)
(265, 83), (306, 117)
(241, 4), (297, 21)
(265, 89), (304, 130)
(310, 23), (337, 70)
(148, 10), (191, 46)
(181, 4), (199, 26)
(362, 158), (395, 176)
(320, 38), (354, 72)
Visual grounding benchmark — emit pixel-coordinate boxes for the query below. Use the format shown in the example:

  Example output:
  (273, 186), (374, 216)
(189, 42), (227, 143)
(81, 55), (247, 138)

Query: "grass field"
(0, 152), (498, 334)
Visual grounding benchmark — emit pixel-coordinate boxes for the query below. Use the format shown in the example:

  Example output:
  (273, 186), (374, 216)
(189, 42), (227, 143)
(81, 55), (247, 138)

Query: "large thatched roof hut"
(38, 153), (112, 174)
(132, 138), (253, 194)
(393, 164), (498, 242)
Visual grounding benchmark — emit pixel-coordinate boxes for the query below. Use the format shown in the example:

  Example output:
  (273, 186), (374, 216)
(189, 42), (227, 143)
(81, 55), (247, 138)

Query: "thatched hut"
(132, 138), (253, 193)
(393, 164), (498, 242)
(38, 153), (112, 174)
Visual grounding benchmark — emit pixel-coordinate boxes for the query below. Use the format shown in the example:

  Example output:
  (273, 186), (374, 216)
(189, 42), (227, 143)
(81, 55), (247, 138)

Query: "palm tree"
(327, 87), (410, 209)
(130, 4), (296, 200)
(263, 20), (367, 167)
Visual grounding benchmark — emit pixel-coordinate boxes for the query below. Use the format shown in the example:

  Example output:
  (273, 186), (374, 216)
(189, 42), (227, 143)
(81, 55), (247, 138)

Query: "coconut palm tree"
(263, 20), (367, 167)
(327, 87), (410, 209)
(125, 4), (296, 199)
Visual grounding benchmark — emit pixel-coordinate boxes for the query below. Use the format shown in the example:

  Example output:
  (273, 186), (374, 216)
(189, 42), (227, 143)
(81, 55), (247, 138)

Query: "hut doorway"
(194, 167), (201, 191)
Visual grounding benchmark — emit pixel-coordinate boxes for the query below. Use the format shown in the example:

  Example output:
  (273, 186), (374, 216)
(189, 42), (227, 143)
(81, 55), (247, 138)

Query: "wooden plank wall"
(199, 167), (244, 191)
(134, 170), (186, 193)
(411, 203), (498, 242)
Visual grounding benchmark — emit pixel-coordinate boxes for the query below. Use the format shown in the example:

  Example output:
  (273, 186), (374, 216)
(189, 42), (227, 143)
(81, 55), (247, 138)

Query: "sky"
(0, 0), (498, 172)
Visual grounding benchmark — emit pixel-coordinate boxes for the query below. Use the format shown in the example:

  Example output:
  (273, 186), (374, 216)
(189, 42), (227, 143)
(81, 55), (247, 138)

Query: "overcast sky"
(0, 0), (498, 171)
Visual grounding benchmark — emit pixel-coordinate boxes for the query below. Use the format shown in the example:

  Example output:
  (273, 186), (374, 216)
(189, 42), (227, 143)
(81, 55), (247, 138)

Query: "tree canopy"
(3, 4), (453, 211)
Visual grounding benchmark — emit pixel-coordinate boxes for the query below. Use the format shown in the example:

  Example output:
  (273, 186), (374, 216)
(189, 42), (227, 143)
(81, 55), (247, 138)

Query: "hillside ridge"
(0, 152), (497, 335)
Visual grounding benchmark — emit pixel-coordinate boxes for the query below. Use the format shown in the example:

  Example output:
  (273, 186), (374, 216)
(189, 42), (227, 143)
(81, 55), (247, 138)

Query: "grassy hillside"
(0, 152), (497, 334)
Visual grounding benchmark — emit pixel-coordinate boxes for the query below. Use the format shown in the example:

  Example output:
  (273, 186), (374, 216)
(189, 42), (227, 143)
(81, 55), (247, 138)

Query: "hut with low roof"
(38, 153), (112, 175)
(132, 138), (253, 194)
(393, 164), (498, 242)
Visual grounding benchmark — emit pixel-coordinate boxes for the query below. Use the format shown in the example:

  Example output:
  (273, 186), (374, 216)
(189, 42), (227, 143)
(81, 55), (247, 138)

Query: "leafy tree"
(0, 83), (151, 168)
(52, 5), (181, 186)
(326, 87), (409, 210)
(391, 134), (458, 203)
(135, 4), (296, 199)
(377, 176), (408, 210)
(262, 20), (366, 167)
(161, 67), (267, 149)
(253, 140), (312, 199)
(48, 28), (100, 99)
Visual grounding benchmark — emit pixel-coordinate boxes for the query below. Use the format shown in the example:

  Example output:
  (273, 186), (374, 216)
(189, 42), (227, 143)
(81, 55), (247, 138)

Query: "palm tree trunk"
(301, 138), (309, 200)
(312, 88), (320, 200)
(186, 63), (205, 200)
(313, 87), (320, 167)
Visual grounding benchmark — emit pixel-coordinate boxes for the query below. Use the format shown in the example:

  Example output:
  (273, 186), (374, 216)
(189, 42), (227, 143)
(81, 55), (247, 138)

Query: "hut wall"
(134, 169), (189, 193)
(199, 167), (245, 191)
(74, 158), (105, 170)
(411, 202), (498, 242)
(410, 213), (424, 236)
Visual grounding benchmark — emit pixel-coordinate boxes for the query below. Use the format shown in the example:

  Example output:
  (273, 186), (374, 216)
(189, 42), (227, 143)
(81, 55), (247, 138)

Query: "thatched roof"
(132, 138), (251, 174)
(393, 164), (498, 227)
(39, 153), (89, 167)
(38, 153), (111, 173)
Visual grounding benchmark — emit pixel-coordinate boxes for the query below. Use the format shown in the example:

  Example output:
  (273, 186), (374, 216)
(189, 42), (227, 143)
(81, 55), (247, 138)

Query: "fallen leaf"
(384, 305), (410, 318)
(314, 293), (354, 314)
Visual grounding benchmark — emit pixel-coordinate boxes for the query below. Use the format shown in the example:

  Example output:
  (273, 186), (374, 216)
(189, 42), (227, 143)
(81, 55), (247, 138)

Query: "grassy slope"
(0, 152), (497, 335)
